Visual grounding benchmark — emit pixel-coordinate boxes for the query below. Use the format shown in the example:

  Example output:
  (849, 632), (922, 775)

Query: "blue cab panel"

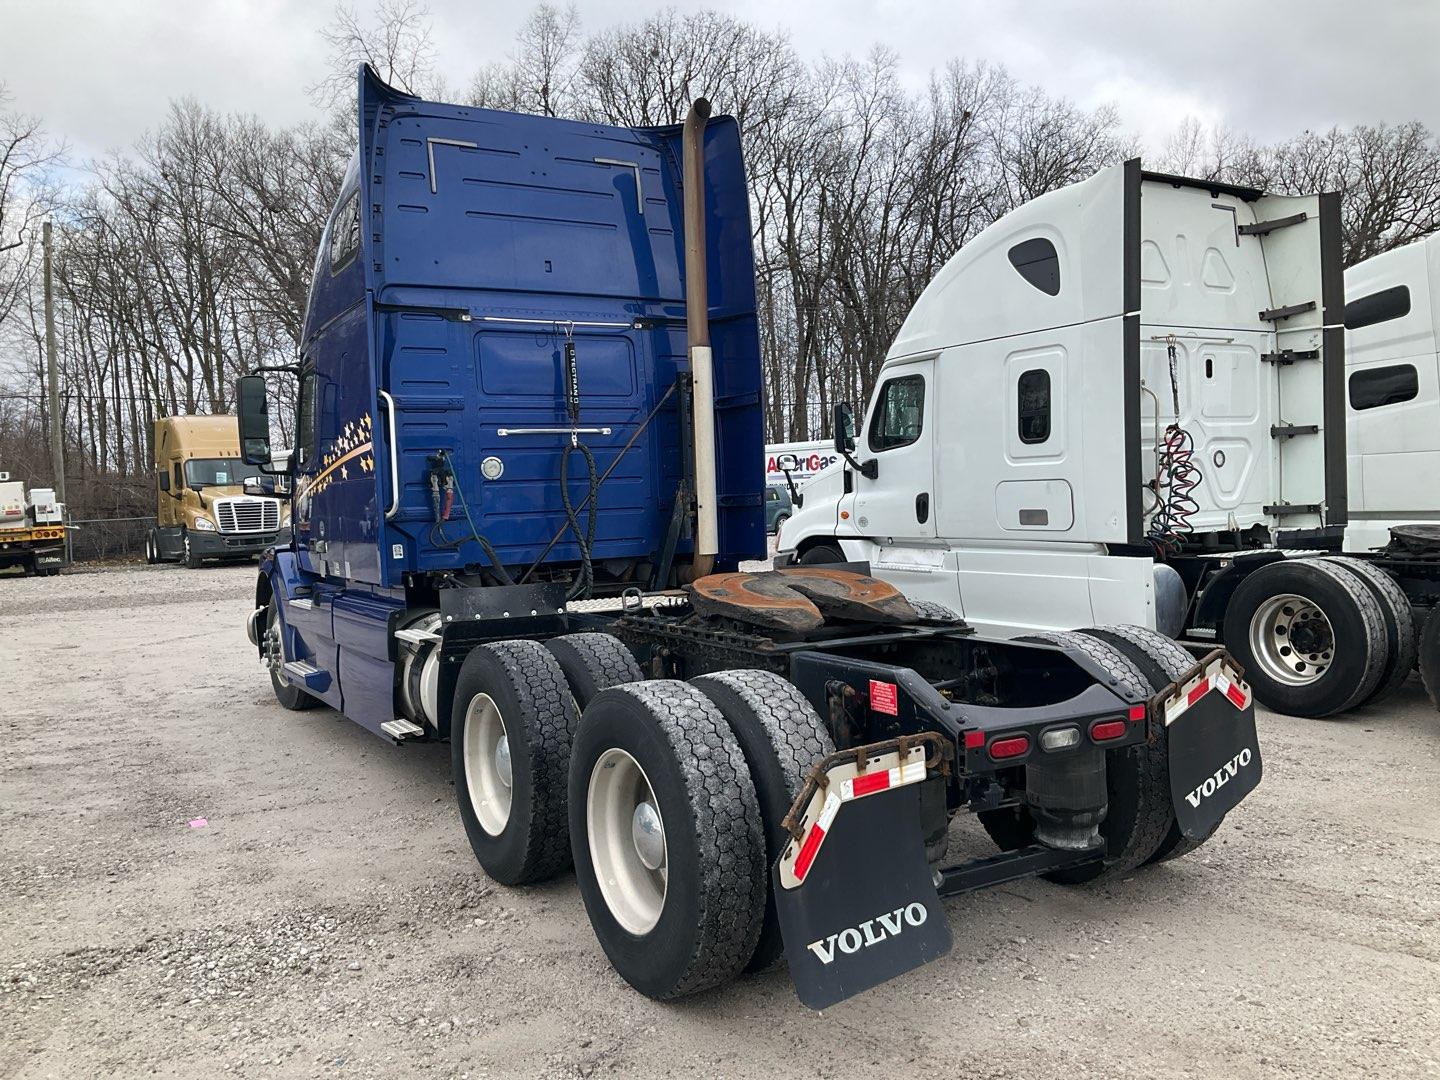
(295, 65), (766, 593)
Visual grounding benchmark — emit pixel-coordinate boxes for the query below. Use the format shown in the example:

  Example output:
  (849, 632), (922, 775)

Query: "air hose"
(428, 449), (516, 585)
(559, 330), (601, 602)
(1146, 340), (1204, 556)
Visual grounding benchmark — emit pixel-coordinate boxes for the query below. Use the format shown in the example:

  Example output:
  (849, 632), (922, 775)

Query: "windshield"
(184, 458), (266, 488)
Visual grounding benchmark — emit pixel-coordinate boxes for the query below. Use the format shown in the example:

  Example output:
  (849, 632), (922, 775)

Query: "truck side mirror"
(243, 475), (278, 497)
(236, 374), (272, 466)
(833, 403), (856, 455)
(775, 452), (804, 508)
(832, 401), (877, 480)
(157, 471), (170, 493)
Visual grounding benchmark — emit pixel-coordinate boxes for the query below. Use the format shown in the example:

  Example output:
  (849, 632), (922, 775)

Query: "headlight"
(192, 516), (216, 532)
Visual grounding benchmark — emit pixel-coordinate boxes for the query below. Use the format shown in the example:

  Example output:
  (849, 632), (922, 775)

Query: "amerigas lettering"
(806, 902), (928, 965)
(1185, 747), (1253, 808)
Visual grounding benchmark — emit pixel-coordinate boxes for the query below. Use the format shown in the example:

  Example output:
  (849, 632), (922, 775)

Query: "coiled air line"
(1145, 338), (1204, 556)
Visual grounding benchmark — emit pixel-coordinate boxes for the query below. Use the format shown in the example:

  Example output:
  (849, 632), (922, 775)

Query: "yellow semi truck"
(146, 415), (288, 569)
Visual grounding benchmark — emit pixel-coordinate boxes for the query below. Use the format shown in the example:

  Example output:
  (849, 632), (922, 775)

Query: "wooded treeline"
(2, 2), (1438, 522)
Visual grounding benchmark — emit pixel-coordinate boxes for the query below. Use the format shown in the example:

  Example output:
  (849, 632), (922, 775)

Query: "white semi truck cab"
(1341, 232), (1440, 551)
(779, 162), (1439, 718)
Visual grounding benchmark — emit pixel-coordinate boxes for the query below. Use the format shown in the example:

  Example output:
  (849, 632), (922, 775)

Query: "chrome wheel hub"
(1250, 592), (1335, 686)
(631, 800), (666, 871)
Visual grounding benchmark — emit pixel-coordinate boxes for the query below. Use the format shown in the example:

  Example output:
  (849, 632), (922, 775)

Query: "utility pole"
(42, 221), (66, 506)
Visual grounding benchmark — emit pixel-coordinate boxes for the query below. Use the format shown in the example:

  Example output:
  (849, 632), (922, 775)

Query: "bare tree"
(0, 84), (64, 328)
(311, 0), (439, 108)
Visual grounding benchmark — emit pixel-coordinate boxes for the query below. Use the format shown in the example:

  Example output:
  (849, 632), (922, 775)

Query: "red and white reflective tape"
(840, 759), (927, 801)
(792, 791), (841, 882)
(787, 749), (929, 884)
(1165, 662), (1250, 726)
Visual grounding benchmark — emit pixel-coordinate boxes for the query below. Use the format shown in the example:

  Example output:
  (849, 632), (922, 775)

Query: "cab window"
(1018, 369), (1052, 444)
(329, 191), (361, 274)
(296, 370), (318, 468)
(868, 374), (925, 452)
(1349, 364), (1418, 410)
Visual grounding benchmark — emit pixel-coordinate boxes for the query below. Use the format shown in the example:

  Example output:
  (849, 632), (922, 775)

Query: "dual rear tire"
(570, 671), (833, 996)
(1223, 557), (1408, 717)
(451, 631), (835, 999)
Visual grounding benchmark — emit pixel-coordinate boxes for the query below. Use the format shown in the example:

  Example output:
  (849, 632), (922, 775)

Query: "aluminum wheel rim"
(463, 694), (512, 836)
(587, 748), (667, 935)
(264, 606), (284, 674)
(1249, 592), (1335, 686)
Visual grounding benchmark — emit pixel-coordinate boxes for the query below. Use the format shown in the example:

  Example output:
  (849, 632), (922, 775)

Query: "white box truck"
(778, 161), (1437, 717)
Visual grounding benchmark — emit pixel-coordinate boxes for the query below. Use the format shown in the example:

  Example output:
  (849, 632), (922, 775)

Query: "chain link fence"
(67, 516), (156, 563)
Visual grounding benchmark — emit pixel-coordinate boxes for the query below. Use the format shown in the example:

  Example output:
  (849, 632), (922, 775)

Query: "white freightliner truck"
(779, 161), (1436, 718)
(1340, 232), (1440, 551)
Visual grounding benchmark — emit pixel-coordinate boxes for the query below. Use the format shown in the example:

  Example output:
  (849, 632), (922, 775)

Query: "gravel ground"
(1, 563), (1437, 1079)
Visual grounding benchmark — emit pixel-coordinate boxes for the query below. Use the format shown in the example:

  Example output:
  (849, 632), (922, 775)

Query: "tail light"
(1090, 719), (1127, 742)
(988, 735), (1030, 760)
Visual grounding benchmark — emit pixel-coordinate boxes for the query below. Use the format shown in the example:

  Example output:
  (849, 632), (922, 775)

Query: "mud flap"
(773, 743), (952, 1010)
(1162, 655), (1263, 840)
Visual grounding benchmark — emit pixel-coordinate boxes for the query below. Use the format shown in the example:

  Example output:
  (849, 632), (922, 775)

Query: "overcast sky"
(3, 0), (1437, 167)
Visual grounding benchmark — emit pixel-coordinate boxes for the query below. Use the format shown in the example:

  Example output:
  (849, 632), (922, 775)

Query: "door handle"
(377, 389), (400, 521)
(915, 493), (930, 524)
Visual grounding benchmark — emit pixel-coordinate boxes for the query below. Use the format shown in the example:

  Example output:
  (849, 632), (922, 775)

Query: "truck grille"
(214, 497), (280, 534)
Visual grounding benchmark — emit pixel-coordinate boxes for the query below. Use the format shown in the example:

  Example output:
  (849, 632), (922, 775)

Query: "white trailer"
(778, 161), (1433, 717)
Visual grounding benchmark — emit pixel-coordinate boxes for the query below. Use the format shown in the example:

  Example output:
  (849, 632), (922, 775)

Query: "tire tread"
(606, 681), (766, 998)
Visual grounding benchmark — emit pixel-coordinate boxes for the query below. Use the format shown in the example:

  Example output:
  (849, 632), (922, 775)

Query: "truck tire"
(1418, 606), (1440, 708)
(797, 542), (844, 565)
(1076, 624), (1216, 865)
(689, 669), (835, 972)
(264, 600), (322, 712)
(145, 530), (160, 565)
(978, 630), (1173, 882)
(182, 532), (203, 569)
(1222, 558), (1388, 717)
(1318, 557), (1416, 706)
(452, 640), (578, 886)
(910, 598), (964, 623)
(545, 633), (643, 711)
(569, 681), (766, 1000)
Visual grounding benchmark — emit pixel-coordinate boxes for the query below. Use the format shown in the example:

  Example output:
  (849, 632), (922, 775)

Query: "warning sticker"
(869, 679), (899, 716)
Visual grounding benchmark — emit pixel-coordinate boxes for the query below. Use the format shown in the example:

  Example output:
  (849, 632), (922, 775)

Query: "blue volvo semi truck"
(238, 67), (1263, 1009)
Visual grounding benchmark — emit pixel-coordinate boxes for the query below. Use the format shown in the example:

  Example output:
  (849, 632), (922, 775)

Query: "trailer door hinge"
(1260, 349), (1320, 365)
(1259, 301), (1317, 322)
(1238, 211), (1308, 236)
(1271, 424), (1320, 439)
